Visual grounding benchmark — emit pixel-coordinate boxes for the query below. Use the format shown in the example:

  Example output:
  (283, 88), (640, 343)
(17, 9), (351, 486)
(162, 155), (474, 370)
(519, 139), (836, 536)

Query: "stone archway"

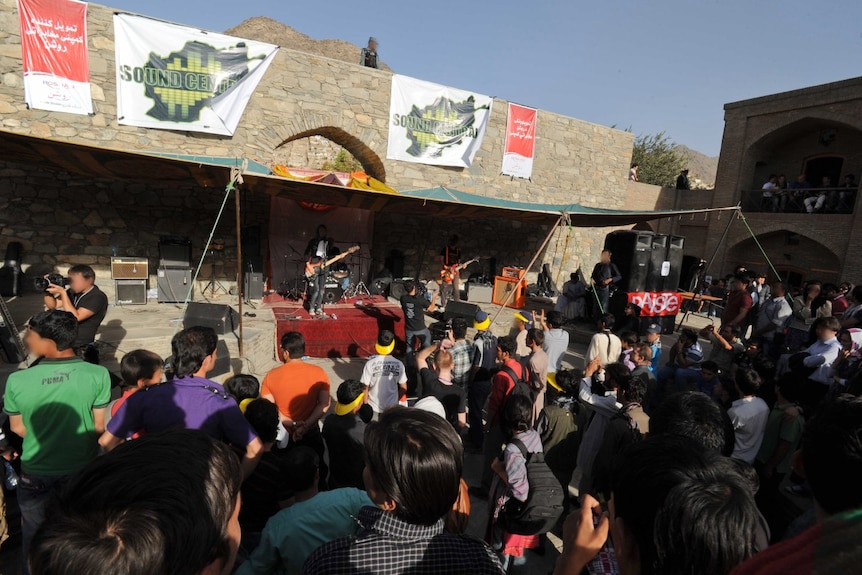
(726, 229), (842, 285)
(274, 127), (386, 182)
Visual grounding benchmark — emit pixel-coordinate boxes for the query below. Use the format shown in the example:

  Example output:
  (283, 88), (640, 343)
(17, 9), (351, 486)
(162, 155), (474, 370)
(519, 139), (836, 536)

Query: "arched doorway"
(726, 230), (841, 291)
(274, 127), (386, 182)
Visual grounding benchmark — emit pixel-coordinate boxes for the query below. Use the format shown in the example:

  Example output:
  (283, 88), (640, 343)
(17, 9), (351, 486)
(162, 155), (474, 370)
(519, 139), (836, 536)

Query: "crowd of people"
(2, 263), (862, 574)
(760, 173), (858, 213)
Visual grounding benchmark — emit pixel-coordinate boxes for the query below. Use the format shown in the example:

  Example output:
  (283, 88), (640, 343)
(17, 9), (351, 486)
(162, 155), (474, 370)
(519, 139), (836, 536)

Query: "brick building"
(646, 77), (862, 289)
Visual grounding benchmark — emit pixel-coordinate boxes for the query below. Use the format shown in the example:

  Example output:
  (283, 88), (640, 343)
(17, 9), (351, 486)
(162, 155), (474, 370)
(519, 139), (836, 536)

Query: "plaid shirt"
(302, 506), (503, 574)
(449, 339), (475, 388)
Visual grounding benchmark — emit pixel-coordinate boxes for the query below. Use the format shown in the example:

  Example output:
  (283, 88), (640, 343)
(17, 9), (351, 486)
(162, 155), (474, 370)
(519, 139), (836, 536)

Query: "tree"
(321, 148), (361, 173)
(630, 132), (687, 188)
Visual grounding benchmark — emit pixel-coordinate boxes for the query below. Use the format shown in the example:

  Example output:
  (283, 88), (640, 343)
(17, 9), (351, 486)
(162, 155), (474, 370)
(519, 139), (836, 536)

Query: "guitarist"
(304, 224), (331, 316)
(439, 234), (462, 307)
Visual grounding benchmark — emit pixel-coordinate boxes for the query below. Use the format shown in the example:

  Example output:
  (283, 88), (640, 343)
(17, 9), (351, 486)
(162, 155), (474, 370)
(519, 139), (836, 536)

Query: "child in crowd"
(225, 373), (261, 410)
(488, 394), (544, 570)
(107, 349), (163, 435)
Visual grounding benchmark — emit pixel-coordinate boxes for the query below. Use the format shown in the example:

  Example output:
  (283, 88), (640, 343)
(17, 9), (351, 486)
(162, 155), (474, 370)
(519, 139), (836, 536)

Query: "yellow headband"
(335, 391), (365, 416)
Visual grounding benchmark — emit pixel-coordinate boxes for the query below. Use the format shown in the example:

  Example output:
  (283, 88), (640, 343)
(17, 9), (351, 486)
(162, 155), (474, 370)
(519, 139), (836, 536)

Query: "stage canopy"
(0, 131), (739, 226)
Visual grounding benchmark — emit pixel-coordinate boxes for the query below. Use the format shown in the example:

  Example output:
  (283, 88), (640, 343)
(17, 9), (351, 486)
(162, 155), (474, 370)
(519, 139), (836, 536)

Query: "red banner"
(627, 291), (681, 317)
(18, 0), (92, 114)
(501, 103), (537, 179)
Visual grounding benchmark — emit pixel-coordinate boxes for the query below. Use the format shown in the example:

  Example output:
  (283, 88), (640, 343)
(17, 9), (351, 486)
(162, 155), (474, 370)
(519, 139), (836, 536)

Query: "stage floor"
(265, 294), (406, 358)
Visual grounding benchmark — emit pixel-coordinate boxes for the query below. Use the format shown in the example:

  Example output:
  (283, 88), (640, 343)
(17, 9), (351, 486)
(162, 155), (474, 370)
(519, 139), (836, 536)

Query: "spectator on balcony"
(788, 173), (811, 212)
(628, 163), (639, 182)
(805, 176), (831, 213)
(837, 173), (857, 213)
(359, 37), (380, 69)
(775, 174), (789, 211)
(675, 168), (691, 190)
(761, 174), (779, 212)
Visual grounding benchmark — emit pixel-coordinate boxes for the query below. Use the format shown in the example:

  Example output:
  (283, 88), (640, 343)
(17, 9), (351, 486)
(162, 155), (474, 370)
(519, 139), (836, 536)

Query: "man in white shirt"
(360, 330), (407, 415)
(752, 281), (793, 358)
(586, 313), (622, 366)
(800, 316), (843, 409)
(728, 368), (770, 464)
(538, 310), (569, 374)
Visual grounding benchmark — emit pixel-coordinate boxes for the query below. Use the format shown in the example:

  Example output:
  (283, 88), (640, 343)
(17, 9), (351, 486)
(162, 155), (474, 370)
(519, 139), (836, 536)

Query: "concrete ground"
(0, 291), (790, 573)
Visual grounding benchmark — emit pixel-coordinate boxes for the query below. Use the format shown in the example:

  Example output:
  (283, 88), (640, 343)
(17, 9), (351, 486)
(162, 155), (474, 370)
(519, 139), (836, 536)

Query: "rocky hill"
(674, 145), (719, 189)
(225, 17), (391, 72)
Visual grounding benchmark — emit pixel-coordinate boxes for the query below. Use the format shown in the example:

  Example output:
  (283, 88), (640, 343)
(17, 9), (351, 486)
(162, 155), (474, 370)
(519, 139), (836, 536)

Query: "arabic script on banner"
(18, 0), (93, 115)
(501, 103), (537, 179)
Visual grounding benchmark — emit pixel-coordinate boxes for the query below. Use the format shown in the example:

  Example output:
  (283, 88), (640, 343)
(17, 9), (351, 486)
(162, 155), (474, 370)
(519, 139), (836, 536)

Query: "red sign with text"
(627, 291), (681, 317)
(18, 0), (92, 114)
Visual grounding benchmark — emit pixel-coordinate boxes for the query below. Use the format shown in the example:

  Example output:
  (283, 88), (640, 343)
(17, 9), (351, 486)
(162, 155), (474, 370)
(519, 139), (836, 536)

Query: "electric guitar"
(439, 257), (479, 283)
(305, 245), (359, 279)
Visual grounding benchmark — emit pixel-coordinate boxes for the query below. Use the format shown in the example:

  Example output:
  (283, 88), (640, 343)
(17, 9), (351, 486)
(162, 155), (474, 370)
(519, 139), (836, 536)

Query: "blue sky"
(106, 0), (861, 156)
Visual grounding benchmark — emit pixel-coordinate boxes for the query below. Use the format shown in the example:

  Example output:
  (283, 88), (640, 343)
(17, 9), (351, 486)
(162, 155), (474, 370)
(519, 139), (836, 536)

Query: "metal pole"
(489, 214), (564, 328)
(235, 182), (244, 357)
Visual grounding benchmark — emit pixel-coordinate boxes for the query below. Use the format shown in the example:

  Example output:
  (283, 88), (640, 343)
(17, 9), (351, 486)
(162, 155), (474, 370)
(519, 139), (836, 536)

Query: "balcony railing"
(741, 187), (857, 214)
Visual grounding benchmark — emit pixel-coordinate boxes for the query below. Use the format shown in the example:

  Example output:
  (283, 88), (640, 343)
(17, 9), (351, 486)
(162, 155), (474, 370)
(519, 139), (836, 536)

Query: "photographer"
(42, 265), (108, 363)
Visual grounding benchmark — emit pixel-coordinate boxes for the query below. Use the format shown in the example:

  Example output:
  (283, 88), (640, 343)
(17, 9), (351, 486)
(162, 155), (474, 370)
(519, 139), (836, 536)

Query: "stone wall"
(0, 0), (638, 287)
(0, 0), (633, 201)
(0, 158), (270, 292)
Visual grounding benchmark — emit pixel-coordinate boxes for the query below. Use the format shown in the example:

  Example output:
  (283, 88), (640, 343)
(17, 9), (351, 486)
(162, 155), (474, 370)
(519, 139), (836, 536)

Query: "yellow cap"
(335, 392), (365, 416)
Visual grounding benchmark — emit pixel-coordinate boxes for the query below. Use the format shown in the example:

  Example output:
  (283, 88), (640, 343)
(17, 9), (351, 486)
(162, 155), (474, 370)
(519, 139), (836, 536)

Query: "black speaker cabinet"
(183, 302), (239, 335)
(604, 230), (654, 293)
(243, 272), (264, 300)
(157, 267), (193, 303)
(159, 238), (192, 268)
(666, 236), (685, 292)
(646, 235), (669, 292)
(115, 279), (147, 305)
(443, 300), (480, 323)
(390, 279), (409, 300)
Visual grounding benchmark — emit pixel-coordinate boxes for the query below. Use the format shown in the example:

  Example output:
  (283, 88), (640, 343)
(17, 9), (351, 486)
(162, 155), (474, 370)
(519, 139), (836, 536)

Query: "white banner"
(113, 14), (278, 136)
(387, 74), (492, 168)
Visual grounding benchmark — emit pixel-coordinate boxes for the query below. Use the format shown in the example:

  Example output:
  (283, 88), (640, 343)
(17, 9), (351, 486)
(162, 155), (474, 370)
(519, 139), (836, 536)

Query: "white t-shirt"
(728, 396), (770, 464)
(360, 354), (407, 412)
(543, 328), (570, 373)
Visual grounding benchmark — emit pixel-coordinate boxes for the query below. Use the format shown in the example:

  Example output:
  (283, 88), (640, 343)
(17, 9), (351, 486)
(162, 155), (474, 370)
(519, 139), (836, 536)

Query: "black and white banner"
(113, 14), (278, 136)
(387, 75), (492, 168)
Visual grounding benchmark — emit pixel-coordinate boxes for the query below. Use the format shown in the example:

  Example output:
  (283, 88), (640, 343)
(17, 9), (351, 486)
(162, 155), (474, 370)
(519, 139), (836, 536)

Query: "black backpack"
(501, 438), (565, 535)
(501, 364), (534, 402)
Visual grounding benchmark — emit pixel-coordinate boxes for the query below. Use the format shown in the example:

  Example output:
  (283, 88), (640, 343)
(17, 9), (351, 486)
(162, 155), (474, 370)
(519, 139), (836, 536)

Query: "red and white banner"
(18, 0), (93, 115)
(628, 291), (681, 317)
(501, 102), (537, 179)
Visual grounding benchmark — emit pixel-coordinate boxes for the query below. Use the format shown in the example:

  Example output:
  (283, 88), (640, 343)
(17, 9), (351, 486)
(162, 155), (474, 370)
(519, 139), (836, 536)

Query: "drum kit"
(276, 242), (372, 302)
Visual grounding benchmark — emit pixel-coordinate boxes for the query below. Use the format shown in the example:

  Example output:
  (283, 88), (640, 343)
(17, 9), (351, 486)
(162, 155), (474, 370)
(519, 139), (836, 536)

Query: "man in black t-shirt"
(416, 343), (467, 430)
(44, 264), (108, 363)
(400, 279), (437, 350)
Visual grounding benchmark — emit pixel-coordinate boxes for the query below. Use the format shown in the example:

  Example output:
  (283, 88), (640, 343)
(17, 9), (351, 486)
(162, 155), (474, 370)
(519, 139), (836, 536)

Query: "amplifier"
(157, 267), (193, 303)
(492, 275), (526, 309)
(115, 279), (147, 305)
(501, 266), (526, 279)
(111, 258), (148, 280)
(243, 272), (264, 300)
(467, 283), (493, 304)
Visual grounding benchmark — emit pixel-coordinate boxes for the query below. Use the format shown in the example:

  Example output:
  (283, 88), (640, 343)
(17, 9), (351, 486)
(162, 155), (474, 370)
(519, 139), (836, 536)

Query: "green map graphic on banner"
(118, 40), (265, 123)
(397, 95), (491, 158)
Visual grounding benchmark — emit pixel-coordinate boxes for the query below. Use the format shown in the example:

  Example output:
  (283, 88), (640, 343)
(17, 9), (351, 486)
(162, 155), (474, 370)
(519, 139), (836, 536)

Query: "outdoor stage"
(264, 293), (406, 358)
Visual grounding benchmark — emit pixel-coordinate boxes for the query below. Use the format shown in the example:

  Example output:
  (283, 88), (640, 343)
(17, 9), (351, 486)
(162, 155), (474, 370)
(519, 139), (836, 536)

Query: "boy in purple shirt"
(100, 327), (262, 478)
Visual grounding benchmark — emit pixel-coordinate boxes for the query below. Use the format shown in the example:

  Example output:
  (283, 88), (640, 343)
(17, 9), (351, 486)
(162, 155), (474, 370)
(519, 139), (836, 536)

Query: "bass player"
(304, 224), (330, 316)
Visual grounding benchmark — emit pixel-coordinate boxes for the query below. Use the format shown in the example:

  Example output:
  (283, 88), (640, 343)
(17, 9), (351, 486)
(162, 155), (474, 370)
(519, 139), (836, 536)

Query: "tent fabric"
(0, 130), (738, 226)
(402, 186), (739, 226)
(150, 153), (272, 175)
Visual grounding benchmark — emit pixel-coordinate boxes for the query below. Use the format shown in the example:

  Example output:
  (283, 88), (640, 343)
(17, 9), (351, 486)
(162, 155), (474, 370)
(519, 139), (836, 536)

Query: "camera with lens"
(35, 273), (70, 292)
